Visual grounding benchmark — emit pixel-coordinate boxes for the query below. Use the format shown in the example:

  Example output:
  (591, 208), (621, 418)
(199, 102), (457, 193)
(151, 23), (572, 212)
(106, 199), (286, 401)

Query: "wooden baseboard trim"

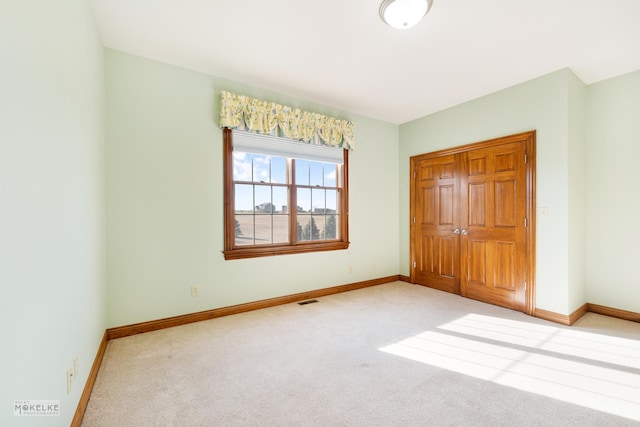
(569, 303), (588, 325)
(586, 303), (640, 323)
(71, 331), (108, 427)
(535, 308), (572, 325)
(535, 302), (640, 326)
(107, 275), (401, 340)
(399, 275), (411, 283)
(535, 304), (587, 326)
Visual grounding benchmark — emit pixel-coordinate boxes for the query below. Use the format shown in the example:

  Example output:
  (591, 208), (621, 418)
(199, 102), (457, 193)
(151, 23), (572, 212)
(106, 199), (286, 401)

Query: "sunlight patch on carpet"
(379, 314), (640, 421)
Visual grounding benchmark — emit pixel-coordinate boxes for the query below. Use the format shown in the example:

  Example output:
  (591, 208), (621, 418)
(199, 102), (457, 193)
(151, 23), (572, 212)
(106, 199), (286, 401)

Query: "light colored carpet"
(82, 282), (640, 426)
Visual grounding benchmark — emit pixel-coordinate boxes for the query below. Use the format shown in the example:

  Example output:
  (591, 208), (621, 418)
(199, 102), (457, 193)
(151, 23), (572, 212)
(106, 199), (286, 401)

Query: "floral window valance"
(219, 91), (355, 150)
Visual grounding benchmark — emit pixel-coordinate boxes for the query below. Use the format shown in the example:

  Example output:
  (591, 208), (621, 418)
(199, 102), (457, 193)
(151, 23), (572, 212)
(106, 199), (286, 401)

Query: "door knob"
(453, 228), (461, 234)
(461, 229), (468, 235)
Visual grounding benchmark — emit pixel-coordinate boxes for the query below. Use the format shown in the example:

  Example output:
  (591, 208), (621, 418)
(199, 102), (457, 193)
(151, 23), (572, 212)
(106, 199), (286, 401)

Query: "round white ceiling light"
(379, 0), (433, 30)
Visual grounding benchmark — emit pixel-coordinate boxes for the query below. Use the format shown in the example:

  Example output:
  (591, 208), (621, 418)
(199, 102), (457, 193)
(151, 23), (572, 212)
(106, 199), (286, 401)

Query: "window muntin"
(223, 129), (349, 259)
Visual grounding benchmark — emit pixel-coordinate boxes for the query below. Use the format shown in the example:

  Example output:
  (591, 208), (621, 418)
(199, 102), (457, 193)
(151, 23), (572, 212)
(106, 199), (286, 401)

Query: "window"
(223, 129), (349, 259)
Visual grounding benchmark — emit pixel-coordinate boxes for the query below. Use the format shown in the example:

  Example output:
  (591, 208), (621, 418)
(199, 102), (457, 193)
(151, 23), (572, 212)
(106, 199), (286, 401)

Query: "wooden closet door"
(410, 131), (534, 315)
(413, 154), (461, 294)
(459, 142), (527, 311)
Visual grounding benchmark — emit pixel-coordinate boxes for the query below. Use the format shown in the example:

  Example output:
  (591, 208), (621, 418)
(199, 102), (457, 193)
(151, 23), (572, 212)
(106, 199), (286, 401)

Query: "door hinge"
(413, 217), (416, 224)
(524, 280), (527, 291)
(413, 261), (417, 269)
(413, 171), (417, 179)
(524, 154), (528, 163)
(524, 217), (527, 227)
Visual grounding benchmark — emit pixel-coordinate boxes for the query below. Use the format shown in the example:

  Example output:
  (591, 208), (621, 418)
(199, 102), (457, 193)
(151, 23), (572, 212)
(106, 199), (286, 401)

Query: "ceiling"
(90, 0), (640, 124)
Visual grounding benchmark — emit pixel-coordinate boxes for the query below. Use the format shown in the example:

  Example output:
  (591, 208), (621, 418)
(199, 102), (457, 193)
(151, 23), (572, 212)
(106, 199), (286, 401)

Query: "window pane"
(253, 154), (270, 183)
(326, 189), (337, 213)
(254, 215), (272, 243)
(254, 185), (273, 213)
(308, 216), (322, 241)
(297, 215), (315, 242)
(272, 215), (289, 244)
(296, 159), (309, 185)
(235, 214), (254, 246)
(314, 215), (326, 241)
(295, 217), (305, 241)
(324, 163), (337, 187)
(325, 214), (339, 239)
(297, 188), (311, 213)
(235, 184), (254, 213)
(273, 186), (288, 214)
(312, 188), (325, 214)
(233, 152), (252, 181)
(310, 161), (323, 186)
(271, 156), (286, 184)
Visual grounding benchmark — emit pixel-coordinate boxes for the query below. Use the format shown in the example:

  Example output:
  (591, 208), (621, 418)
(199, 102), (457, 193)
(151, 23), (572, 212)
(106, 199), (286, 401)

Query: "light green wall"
(586, 70), (640, 312)
(399, 69), (576, 314)
(105, 49), (399, 327)
(0, 1), (105, 426)
(567, 72), (587, 312)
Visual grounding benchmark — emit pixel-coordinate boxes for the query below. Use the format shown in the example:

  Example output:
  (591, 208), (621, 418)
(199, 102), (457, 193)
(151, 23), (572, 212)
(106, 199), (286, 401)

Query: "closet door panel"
(413, 155), (460, 294)
(460, 142), (526, 310)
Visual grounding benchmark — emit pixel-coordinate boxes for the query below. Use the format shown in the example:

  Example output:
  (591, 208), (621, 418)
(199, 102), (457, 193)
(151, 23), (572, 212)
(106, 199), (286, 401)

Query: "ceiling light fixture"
(379, 0), (433, 30)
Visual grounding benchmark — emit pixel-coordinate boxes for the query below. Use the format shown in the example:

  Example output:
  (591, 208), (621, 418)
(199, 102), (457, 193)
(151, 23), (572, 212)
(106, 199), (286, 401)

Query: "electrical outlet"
(66, 369), (73, 394)
(191, 286), (199, 297)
